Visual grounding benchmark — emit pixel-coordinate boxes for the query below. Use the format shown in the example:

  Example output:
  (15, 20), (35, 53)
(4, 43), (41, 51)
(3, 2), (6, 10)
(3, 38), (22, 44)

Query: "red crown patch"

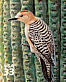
(20, 10), (29, 13)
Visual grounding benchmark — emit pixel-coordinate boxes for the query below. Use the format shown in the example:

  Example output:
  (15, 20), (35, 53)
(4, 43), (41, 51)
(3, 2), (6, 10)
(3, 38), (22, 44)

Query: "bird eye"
(20, 15), (23, 17)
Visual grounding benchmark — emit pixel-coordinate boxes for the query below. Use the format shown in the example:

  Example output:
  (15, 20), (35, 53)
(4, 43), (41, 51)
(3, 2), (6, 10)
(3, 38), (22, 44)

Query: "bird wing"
(29, 19), (55, 65)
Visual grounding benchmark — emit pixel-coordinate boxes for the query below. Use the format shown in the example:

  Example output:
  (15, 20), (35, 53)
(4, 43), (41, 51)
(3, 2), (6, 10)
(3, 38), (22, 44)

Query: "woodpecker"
(9, 10), (55, 82)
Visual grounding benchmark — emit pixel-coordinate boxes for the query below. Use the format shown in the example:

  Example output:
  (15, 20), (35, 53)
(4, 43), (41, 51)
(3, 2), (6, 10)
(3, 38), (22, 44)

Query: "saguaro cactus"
(35, 0), (44, 20)
(3, 0), (14, 81)
(60, 0), (66, 82)
(21, 0), (36, 82)
(48, 0), (60, 81)
(0, 0), (5, 81)
(10, 0), (23, 81)
(0, 0), (3, 81)
(42, 0), (49, 24)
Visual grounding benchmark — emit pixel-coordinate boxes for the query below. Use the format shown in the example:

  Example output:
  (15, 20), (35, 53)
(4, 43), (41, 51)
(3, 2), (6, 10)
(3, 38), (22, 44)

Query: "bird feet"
(21, 43), (30, 48)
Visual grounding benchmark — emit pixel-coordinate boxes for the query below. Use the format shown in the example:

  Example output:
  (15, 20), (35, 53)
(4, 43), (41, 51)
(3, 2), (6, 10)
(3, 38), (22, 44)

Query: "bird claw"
(21, 43), (30, 48)
(28, 52), (32, 58)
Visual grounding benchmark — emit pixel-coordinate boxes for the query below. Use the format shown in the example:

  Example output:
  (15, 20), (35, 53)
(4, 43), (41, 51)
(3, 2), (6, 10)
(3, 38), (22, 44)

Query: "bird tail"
(40, 58), (52, 82)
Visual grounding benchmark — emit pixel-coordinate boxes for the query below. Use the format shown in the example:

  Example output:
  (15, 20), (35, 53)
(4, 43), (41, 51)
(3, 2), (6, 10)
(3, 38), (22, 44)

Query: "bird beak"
(8, 18), (18, 21)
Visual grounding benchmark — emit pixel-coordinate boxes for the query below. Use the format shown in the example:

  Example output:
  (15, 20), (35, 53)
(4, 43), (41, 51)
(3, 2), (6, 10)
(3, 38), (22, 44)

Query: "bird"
(8, 10), (55, 82)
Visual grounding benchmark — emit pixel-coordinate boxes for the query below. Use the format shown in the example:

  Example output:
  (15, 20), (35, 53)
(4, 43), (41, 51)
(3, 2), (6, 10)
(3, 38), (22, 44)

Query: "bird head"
(8, 10), (37, 24)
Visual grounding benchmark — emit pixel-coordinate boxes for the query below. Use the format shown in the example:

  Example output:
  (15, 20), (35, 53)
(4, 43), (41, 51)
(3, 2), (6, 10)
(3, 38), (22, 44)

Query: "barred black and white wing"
(29, 18), (55, 65)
